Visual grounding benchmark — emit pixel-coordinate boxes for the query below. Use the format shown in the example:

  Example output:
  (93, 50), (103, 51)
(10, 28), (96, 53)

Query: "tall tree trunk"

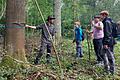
(5, 0), (27, 62)
(54, 0), (61, 44)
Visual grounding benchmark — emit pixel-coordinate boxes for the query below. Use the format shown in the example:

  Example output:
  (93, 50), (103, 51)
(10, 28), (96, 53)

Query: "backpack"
(111, 22), (119, 38)
(82, 31), (85, 41)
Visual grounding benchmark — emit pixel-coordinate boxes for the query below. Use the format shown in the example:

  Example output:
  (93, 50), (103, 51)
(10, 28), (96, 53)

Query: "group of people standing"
(73, 10), (116, 74)
(26, 10), (117, 75)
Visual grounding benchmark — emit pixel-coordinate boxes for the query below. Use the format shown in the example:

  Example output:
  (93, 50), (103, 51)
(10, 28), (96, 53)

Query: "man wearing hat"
(26, 16), (56, 64)
(100, 10), (115, 74)
(90, 15), (104, 66)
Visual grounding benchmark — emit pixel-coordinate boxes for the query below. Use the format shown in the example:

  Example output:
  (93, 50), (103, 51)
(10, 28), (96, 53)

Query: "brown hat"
(47, 16), (55, 21)
(100, 10), (109, 15)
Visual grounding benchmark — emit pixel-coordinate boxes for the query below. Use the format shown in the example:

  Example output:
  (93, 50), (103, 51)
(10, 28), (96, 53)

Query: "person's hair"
(117, 21), (120, 25)
(47, 16), (55, 21)
(94, 15), (101, 19)
(74, 20), (81, 26)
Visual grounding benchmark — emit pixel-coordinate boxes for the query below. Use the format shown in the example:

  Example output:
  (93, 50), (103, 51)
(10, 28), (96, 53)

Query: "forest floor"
(0, 36), (120, 80)
(25, 36), (120, 80)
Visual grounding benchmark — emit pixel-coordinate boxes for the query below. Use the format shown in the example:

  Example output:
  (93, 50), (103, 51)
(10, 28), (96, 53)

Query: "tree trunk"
(4, 0), (27, 62)
(54, 0), (61, 44)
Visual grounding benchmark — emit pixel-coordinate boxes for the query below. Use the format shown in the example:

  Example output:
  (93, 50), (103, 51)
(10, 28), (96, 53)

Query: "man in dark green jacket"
(100, 11), (115, 74)
(26, 16), (56, 65)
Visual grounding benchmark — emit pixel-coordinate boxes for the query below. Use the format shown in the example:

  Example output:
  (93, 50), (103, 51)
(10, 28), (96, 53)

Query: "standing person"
(91, 15), (104, 66)
(73, 21), (84, 58)
(100, 10), (115, 74)
(26, 16), (56, 65)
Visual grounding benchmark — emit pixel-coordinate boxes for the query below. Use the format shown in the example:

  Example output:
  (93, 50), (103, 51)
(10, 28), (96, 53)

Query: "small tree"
(54, 0), (62, 43)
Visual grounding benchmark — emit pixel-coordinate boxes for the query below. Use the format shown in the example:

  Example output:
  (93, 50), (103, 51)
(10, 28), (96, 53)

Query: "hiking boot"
(79, 55), (83, 58)
(34, 57), (41, 65)
(109, 69), (115, 75)
(75, 57), (79, 60)
(96, 61), (104, 66)
(34, 59), (39, 65)
(46, 53), (51, 64)
(110, 71), (114, 75)
(104, 70), (110, 75)
(104, 66), (110, 75)
(46, 59), (51, 64)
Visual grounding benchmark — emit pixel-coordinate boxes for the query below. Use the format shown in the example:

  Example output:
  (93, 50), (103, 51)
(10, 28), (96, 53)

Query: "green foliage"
(26, 0), (53, 25)
(0, 0), (6, 24)
(0, 62), (42, 80)
(0, 39), (120, 80)
(0, 0), (120, 79)
(61, 0), (120, 38)
(41, 77), (49, 80)
(1, 0), (120, 38)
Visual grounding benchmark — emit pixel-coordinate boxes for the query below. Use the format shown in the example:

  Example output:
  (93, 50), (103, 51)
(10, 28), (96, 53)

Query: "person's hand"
(91, 20), (94, 26)
(26, 25), (29, 27)
(104, 45), (108, 49)
(90, 20), (93, 24)
(86, 29), (89, 33)
(81, 42), (84, 47)
(72, 39), (76, 43)
(25, 25), (36, 29)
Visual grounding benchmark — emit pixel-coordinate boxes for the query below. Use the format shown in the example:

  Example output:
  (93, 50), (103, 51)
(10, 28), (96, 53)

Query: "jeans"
(76, 41), (83, 57)
(102, 47), (115, 73)
(93, 38), (103, 62)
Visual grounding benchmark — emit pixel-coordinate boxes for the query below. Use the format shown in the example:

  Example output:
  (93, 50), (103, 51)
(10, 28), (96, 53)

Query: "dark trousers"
(34, 42), (52, 64)
(93, 38), (103, 62)
(110, 45), (114, 53)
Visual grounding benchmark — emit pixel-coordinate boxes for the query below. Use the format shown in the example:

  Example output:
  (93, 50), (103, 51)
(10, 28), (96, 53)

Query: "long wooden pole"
(33, 0), (63, 78)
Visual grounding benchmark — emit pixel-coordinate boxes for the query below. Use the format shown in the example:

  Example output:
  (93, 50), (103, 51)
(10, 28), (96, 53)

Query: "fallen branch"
(26, 71), (57, 80)
(3, 55), (44, 68)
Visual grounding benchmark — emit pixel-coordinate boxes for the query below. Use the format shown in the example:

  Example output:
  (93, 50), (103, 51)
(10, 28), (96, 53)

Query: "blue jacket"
(75, 27), (83, 41)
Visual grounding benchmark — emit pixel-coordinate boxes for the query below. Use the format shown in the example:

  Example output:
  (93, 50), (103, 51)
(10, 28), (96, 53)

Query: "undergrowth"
(0, 39), (120, 80)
